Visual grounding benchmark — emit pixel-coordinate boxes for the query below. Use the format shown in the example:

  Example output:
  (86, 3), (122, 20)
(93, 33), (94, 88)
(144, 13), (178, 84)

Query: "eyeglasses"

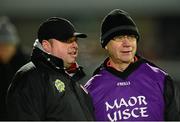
(112, 35), (137, 41)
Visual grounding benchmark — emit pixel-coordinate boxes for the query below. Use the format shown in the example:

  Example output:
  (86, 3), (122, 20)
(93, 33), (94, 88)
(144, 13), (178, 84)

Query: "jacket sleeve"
(6, 70), (45, 120)
(164, 75), (180, 120)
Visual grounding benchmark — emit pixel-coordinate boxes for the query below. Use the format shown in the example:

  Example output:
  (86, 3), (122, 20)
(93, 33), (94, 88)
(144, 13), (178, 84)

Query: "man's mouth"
(68, 51), (77, 57)
(121, 50), (132, 53)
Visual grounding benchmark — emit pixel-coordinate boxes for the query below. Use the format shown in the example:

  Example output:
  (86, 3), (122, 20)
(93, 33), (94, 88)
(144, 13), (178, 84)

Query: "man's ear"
(41, 40), (51, 53)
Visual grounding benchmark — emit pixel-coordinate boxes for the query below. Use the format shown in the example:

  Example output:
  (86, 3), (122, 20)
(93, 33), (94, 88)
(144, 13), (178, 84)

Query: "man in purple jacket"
(84, 9), (180, 121)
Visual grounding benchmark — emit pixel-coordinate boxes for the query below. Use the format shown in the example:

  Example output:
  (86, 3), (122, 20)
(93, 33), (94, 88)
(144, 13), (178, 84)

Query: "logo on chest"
(117, 81), (131, 87)
(54, 79), (65, 92)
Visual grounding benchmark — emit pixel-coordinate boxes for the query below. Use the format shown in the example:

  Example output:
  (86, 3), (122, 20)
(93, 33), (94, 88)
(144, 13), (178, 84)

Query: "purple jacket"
(85, 57), (180, 121)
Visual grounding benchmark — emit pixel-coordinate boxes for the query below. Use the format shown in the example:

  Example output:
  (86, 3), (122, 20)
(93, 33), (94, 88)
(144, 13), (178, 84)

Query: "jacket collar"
(31, 39), (86, 80)
(93, 55), (145, 79)
(31, 47), (64, 70)
(31, 47), (86, 81)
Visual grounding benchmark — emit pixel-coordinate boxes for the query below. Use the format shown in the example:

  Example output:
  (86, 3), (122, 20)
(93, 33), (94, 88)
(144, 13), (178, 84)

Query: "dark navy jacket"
(85, 56), (180, 121)
(6, 48), (94, 120)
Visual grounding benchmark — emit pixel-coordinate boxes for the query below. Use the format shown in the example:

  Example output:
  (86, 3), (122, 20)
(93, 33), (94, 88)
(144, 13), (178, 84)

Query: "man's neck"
(108, 58), (134, 72)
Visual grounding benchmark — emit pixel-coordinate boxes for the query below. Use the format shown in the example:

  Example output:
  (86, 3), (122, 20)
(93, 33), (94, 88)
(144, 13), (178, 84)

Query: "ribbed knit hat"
(0, 16), (19, 44)
(100, 9), (140, 48)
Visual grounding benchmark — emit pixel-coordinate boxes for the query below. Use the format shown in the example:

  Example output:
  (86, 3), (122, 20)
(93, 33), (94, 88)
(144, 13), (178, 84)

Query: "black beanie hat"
(38, 17), (87, 43)
(100, 9), (140, 48)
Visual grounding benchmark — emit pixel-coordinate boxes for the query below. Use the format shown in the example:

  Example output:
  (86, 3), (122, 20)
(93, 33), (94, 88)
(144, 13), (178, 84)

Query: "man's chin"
(68, 60), (76, 65)
(121, 58), (134, 64)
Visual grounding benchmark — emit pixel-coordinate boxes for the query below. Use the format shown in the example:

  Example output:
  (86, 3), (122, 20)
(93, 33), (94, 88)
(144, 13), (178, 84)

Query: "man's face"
(105, 35), (137, 64)
(43, 37), (78, 68)
(0, 43), (16, 64)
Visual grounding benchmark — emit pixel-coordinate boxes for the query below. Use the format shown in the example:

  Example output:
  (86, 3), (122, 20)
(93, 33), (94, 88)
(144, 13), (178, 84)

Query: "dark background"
(1, 0), (180, 83)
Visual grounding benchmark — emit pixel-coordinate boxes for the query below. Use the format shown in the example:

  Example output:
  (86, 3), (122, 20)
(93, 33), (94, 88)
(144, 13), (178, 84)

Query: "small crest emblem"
(55, 79), (65, 92)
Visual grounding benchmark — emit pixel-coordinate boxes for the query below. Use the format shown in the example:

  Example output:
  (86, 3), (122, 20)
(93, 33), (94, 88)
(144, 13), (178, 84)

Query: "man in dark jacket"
(6, 17), (94, 120)
(84, 9), (180, 121)
(0, 16), (29, 120)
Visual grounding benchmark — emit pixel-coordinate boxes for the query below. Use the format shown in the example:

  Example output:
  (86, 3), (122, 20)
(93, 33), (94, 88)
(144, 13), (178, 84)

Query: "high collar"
(31, 47), (86, 81)
(94, 55), (146, 79)
(31, 47), (64, 70)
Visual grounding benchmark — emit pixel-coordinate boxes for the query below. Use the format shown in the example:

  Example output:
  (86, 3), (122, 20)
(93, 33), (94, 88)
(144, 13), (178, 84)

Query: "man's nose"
(122, 36), (131, 46)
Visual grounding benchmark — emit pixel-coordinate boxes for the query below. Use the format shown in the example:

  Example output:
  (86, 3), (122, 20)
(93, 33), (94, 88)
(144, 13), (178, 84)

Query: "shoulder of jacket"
(15, 62), (40, 77)
(142, 59), (168, 76)
(12, 62), (43, 88)
(84, 73), (105, 90)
